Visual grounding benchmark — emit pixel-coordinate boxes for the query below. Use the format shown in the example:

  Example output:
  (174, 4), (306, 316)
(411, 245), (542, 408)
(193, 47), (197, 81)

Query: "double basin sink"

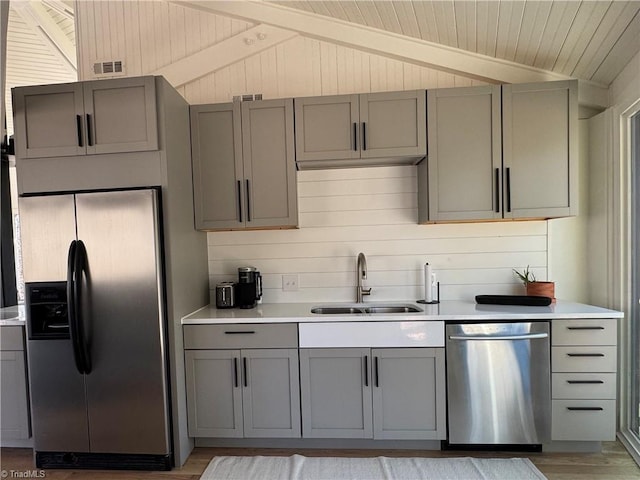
(310, 303), (422, 315)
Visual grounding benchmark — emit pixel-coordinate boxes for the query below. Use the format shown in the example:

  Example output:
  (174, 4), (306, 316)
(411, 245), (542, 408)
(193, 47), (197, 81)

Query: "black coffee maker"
(236, 266), (262, 309)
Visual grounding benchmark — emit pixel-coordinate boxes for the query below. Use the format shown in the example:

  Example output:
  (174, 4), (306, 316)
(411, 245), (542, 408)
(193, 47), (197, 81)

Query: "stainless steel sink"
(310, 304), (422, 315)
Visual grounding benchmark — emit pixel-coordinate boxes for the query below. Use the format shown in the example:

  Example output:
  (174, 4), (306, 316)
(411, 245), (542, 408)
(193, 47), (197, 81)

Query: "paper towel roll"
(424, 263), (433, 303)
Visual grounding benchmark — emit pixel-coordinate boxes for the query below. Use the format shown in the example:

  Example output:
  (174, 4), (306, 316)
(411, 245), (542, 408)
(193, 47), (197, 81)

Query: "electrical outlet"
(282, 274), (299, 291)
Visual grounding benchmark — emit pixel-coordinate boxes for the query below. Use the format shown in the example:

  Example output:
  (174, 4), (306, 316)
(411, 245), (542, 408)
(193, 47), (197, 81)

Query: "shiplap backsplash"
(208, 166), (548, 304)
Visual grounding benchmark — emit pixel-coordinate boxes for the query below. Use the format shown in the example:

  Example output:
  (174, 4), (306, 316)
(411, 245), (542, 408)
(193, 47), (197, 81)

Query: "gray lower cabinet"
(0, 326), (30, 442)
(300, 347), (445, 440)
(550, 319), (617, 441)
(185, 348), (301, 438)
(12, 76), (158, 158)
(419, 80), (577, 222)
(294, 91), (426, 169)
(190, 99), (297, 230)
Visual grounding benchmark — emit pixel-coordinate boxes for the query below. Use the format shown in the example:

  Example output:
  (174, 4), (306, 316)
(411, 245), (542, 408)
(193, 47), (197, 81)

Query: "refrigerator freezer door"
(19, 195), (76, 282)
(21, 194), (91, 452)
(75, 190), (170, 455)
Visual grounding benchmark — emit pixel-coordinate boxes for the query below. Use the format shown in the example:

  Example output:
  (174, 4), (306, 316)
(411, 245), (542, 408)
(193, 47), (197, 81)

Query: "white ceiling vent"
(93, 60), (125, 78)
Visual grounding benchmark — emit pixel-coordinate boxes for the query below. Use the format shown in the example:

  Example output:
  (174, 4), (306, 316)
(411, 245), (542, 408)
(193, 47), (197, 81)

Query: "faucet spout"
(356, 252), (372, 303)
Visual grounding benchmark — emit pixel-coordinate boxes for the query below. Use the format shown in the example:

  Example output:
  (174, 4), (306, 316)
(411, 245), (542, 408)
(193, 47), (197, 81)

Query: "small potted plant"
(513, 266), (555, 302)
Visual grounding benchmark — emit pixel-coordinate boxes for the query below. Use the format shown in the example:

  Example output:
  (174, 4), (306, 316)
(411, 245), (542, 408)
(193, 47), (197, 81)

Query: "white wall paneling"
(208, 166), (549, 304)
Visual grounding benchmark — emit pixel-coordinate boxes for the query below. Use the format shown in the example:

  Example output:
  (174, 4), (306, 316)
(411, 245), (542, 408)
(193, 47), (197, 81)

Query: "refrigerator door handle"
(74, 240), (92, 374)
(67, 240), (85, 374)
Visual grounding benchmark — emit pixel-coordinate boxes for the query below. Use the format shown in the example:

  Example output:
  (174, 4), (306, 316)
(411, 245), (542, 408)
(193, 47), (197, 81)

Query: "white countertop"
(182, 300), (623, 324)
(0, 305), (25, 326)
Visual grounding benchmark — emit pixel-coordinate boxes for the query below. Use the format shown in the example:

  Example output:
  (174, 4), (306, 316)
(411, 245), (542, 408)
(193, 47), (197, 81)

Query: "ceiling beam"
(12, 0), (76, 72)
(174, 0), (608, 108)
(153, 24), (297, 87)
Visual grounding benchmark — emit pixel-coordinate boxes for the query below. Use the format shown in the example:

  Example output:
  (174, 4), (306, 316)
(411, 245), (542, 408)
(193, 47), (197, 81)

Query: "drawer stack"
(551, 318), (617, 441)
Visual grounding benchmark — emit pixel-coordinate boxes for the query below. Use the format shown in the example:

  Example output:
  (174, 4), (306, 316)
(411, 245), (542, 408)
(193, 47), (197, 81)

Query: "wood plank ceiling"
(4, 0), (640, 134)
(270, 0), (640, 86)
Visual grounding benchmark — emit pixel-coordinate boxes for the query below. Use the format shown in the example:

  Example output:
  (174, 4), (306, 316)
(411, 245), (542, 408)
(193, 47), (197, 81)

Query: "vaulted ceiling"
(4, 0), (640, 135)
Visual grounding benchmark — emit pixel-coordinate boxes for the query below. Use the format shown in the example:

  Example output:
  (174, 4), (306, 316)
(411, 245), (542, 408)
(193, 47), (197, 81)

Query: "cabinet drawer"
(551, 399), (616, 441)
(552, 346), (617, 372)
(0, 327), (24, 351)
(552, 373), (616, 399)
(552, 319), (616, 346)
(184, 324), (298, 349)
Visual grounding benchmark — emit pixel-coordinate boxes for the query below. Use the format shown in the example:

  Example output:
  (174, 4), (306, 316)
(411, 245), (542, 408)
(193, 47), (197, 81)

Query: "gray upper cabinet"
(190, 99), (298, 230)
(503, 81), (578, 219)
(295, 91), (426, 169)
(419, 80), (577, 222)
(13, 76), (158, 158)
(419, 85), (502, 222)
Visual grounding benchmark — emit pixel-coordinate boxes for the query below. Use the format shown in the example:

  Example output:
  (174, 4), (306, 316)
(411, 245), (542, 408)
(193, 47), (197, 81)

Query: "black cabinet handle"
(224, 330), (256, 335)
(364, 356), (368, 387)
(233, 357), (239, 388)
(494, 168), (500, 213)
(567, 326), (605, 330)
(243, 357), (248, 387)
(353, 123), (358, 151)
(374, 356), (379, 388)
(567, 407), (604, 411)
(567, 380), (604, 384)
(362, 122), (367, 151)
(237, 180), (243, 223)
(505, 167), (511, 213)
(76, 115), (83, 147)
(567, 353), (605, 357)
(245, 179), (251, 222)
(86, 114), (93, 146)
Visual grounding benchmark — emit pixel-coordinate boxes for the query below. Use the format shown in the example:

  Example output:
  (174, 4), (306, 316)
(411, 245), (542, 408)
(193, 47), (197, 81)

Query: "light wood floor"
(1, 441), (639, 480)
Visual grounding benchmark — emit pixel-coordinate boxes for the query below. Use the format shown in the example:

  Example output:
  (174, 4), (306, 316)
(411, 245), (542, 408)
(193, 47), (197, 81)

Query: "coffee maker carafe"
(237, 266), (262, 309)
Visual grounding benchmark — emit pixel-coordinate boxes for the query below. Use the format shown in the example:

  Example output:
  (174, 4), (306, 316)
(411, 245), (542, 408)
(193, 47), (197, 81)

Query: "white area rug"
(201, 454), (548, 480)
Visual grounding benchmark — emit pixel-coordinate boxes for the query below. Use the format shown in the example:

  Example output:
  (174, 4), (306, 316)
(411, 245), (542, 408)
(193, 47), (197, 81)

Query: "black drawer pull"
(243, 357), (248, 387)
(363, 355), (368, 387)
(233, 357), (239, 388)
(567, 326), (605, 330)
(567, 380), (605, 384)
(86, 114), (93, 146)
(237, 180), (243, 223)
(567, 407), (604, 411)
(567, 353), (605, 357)
(494, 168), (500, 213)
(374, 356), (379, 388)
(225, 331), (256, 335)
(353, 123), (358, 151)
(76, 115), (83, 147)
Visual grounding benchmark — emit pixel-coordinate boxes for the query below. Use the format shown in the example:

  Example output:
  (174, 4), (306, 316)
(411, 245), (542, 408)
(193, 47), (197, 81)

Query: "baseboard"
(194, 438), (442, 450)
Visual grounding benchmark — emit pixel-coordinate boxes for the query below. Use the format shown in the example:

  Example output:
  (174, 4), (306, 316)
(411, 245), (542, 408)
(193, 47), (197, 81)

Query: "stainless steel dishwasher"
(446, 322), (550, 446)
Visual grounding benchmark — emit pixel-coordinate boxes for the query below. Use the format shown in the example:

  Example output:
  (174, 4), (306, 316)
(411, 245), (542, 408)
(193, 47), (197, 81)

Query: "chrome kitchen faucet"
(356, 252), (372, 303)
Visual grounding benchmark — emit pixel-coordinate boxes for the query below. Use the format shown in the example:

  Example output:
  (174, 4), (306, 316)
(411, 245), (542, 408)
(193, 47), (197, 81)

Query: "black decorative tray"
(475, 295), (552, 306)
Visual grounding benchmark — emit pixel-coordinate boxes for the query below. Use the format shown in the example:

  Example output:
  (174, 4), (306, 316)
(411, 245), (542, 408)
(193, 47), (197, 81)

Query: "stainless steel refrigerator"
(21, 188), (173, 470)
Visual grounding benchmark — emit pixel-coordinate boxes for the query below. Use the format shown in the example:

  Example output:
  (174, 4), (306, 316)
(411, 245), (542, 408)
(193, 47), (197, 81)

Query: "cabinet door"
(184, 350), (243, 437)
(299, 348), (372, 438)
(418, 85), (501, 222)
(502, 80), (577, 218)
(242, 99), (298, 228)
(360, 90), (426, 159)
(190, 103), (244, 230)
(83, 76), (158, 155)
(294, 95), (360, 163)
(371, 348), (446, 440)
(0, 350), (30, 440)
(241, 349), (301, 438)
(13, 82), (86, 158)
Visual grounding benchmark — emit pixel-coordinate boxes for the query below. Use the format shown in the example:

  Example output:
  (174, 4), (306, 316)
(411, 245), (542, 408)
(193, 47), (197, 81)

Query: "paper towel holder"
(417, 282), (440, 304)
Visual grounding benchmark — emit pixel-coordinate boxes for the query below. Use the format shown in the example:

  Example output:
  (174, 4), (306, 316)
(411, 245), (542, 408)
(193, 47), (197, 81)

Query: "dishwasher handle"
(449, 333), (549, 341)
